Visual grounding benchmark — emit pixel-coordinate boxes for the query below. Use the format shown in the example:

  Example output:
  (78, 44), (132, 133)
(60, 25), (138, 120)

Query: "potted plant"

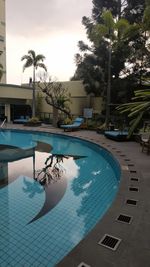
(24, 117), (41, 126)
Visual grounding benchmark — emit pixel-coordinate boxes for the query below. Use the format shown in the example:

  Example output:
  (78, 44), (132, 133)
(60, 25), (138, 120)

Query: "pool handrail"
(0, 118), (6, 128)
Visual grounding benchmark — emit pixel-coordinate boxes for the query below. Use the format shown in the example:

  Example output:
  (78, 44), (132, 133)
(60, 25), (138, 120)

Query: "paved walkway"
(3, 124), (150, 267)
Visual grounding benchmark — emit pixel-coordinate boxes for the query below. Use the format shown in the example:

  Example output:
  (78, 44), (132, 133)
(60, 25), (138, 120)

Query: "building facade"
(0, 0), (6, 83)
(0, 81), (103, 123)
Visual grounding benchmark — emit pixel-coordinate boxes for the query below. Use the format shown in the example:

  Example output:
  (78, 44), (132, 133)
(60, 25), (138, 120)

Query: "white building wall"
(0, 0), (6, 83)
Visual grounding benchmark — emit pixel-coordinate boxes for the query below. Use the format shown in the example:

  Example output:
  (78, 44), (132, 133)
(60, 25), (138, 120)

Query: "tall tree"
(92, 0), (125, 20)
(72, 0), (148, 119)
(89, 10), (131, 124)
(116, 0), (150, 135)
(123, 0), (145, 23)
(92, 0), (145, 23)
(21, 50), (47, 117)
(38, 77), (71, 127)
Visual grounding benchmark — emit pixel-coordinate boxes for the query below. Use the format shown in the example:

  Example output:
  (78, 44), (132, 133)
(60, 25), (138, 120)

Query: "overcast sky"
(6, 0), (92, 85)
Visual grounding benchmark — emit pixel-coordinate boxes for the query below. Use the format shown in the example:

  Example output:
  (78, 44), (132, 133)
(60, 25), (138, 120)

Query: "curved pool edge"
(3, 125), (149, 267)
(56, 132), (146, 267)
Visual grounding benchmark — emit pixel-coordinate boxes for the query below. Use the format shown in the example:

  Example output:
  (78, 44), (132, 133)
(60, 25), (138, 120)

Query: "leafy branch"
(117, 89), (150, 136)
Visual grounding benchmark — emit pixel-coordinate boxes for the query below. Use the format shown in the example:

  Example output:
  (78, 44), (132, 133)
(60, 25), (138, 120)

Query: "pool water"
(0, 130), (121, 267)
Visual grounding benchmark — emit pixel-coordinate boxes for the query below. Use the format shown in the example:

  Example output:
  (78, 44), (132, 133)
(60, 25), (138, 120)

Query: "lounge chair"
(13, 116), (30, 124)
(104, 130), (130, 141)
(60, 117), (84, 132)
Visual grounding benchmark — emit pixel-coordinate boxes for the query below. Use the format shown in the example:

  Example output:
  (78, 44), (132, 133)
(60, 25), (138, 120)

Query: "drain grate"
(131, 177), (139, 181)
(128, 164), (134, 167)
(130, 170), (137, 173)
(78, 263), (91, 267)
(126, 199), (137, 205)
(98, 234), (121, 251)
(116, 214), (132, 224)
(120, 154), (126, 157)
(129, 187), (139, 192)
(125, 159), (130, 161)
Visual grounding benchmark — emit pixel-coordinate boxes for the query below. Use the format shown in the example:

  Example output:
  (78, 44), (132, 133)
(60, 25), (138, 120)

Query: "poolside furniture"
(60, 117), (84, 132)
(13, 116), (30, 124)
(141, 134), (150, 154)
(104, 130), (133, 141)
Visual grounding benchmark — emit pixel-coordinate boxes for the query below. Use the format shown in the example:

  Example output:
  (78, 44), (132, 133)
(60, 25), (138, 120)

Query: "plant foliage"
(117, 89), (150, 136)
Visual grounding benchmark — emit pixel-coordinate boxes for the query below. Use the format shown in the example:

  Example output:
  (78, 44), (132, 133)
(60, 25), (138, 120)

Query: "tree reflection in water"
(35, 154), (67, 185)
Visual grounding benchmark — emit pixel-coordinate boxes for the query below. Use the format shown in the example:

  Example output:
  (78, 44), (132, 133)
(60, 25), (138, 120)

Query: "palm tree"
(90, 10), (129, 128)
(0, 63), (3, 82)
(21, 50), (47, 117)
(117, 89), (150, 136)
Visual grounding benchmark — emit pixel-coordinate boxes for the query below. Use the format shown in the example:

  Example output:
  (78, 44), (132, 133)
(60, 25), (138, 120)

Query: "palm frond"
(128, 111), (144, 137)
(21, 55), (31, 61)
(28, 50), (36, 60)
(35, 54), (45, 63)
(116, 102), (142, 113)
(22, 58), (33, 71)
(36, 63), (47, 72)
(116, 89), (150, 135)
(128, 103), (150, 117)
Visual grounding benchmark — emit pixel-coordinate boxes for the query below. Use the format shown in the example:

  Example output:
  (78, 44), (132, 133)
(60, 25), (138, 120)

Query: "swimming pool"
(0, 129), (121, 267)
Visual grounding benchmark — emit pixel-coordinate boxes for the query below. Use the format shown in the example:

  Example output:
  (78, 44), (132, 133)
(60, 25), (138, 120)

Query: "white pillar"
(5, 104), (11, 122)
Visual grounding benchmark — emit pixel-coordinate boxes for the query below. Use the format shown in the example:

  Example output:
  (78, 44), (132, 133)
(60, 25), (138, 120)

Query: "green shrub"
(28, 117), (40, 123)
(63, 117), (73, 125)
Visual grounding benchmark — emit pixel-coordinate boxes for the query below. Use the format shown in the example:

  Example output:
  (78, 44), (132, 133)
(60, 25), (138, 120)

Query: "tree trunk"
(32, 67), (36, 117)
(105, 45), (111, 128)
(52, 107), (58, 127)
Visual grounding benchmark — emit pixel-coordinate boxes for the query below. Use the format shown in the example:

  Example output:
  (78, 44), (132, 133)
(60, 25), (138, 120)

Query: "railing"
(38, 112), (53, 124)
(0, 118), (6, 128)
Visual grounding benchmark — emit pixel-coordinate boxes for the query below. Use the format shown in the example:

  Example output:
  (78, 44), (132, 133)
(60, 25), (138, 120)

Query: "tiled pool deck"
(3, 124), (150, 267)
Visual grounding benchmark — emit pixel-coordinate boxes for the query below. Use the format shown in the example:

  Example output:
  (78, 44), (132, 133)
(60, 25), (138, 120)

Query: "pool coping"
(2, 124), (150, 267)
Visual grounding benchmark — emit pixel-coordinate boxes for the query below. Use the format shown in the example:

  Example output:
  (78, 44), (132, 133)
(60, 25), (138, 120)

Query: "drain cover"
(129, 187), (139, 192)
(130, 170), (137, 173)
(98, 234), (121, 251)
(78, 263), (91, 267)
(131, 178), (139, 181)
(117, 214), (132, 224)
(126, 199), (137, 205)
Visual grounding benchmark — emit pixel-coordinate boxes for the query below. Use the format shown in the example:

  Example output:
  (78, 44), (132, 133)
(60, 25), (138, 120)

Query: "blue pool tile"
(0, 131), (120, 267)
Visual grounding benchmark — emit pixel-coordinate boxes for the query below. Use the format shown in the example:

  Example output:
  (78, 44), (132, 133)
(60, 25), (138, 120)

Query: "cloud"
(6, 31), (88, 84)
(6, 0), (92, 37)
(6, 0), (93, 84)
